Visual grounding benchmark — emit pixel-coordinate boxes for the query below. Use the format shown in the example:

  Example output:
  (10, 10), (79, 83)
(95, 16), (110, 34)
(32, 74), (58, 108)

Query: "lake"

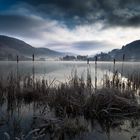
(0, 61), (140, 140)
(0, 61), (140, 86)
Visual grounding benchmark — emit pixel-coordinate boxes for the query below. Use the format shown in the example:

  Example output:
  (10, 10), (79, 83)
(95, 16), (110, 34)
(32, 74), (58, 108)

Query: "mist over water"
(0, 61), (139, 84)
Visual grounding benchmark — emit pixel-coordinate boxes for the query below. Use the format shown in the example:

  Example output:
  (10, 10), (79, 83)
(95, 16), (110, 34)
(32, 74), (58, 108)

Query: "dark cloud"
(1, 0), (140, 27)
(0, 14), (48, 38)
(12, 0), (140, 27)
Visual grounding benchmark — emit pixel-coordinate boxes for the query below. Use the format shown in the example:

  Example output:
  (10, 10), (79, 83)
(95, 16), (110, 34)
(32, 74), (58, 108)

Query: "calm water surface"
(0, 61), (140, 84)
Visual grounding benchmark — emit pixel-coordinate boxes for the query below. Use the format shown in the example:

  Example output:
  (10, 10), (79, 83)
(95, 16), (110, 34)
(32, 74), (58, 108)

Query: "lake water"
(0, 61), (140, 140)
(0, 61), (140, 86)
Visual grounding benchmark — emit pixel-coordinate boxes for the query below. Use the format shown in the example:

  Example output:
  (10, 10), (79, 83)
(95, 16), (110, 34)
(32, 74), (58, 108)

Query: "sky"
(0, 0), (140, 55)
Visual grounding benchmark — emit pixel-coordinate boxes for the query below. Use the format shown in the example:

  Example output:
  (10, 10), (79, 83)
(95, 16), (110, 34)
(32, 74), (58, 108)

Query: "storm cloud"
(0, 0), (140, 55)
(5, 0), (140, 27)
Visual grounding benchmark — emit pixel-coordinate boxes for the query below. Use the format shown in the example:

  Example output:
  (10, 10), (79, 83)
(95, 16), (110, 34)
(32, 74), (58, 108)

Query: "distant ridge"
(0, 35), (65, 60)
(0, 35), (140, 61)
(93, 40), (140, 61)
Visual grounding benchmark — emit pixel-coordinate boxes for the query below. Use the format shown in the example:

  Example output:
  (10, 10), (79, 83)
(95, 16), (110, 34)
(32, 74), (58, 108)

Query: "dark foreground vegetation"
(0, 70), (140, 140)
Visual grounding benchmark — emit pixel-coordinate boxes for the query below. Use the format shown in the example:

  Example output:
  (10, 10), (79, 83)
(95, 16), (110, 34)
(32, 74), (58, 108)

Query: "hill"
(0, 35), (64, 60)
(93, 40), (140, 61)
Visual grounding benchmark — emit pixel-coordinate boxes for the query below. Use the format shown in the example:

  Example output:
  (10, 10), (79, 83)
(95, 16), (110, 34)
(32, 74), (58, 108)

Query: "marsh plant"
(0, 68), (140, 140)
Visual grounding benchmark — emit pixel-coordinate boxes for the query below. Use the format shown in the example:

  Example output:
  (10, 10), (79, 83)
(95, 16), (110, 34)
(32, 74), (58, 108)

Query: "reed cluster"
(0, 70), (140, 140)
(0, 71), (139, 118)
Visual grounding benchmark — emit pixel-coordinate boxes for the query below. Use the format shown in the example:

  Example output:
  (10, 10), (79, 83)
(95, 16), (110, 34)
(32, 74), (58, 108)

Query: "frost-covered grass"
(0, 70), (140, 140)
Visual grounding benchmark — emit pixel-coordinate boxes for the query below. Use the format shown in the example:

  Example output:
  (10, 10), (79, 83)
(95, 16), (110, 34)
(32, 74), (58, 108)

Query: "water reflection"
(1, 61), (139, 86)
(1, 101), (140, 140)
(0, 61), (140, 77)
(0, 99), (140, 140)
